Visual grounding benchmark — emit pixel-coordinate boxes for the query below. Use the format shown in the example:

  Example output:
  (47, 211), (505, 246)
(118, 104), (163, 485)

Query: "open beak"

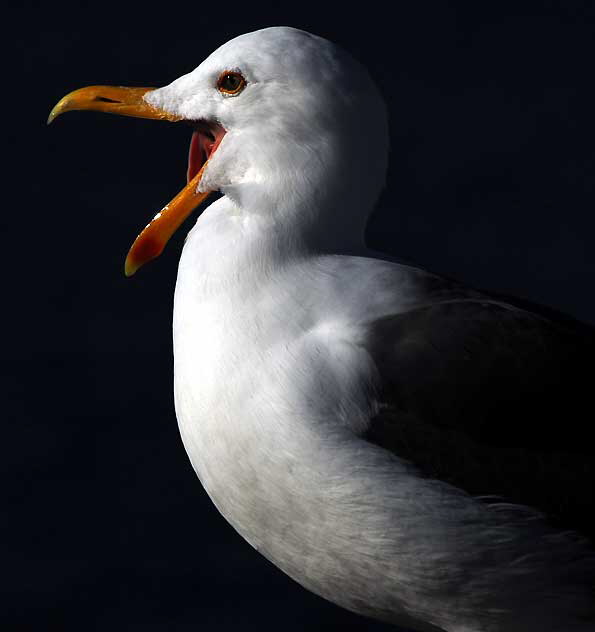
(48, 85), (219, 276)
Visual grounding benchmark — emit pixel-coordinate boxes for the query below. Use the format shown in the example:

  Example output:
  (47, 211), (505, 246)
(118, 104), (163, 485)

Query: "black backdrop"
(6, 1), (595, 630)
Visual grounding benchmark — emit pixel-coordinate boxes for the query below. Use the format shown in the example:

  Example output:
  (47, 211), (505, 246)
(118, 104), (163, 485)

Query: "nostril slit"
(94, 96), (120, 103)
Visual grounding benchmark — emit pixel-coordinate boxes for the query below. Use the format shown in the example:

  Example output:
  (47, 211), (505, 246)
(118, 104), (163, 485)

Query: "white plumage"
(55, 26), (595, 632)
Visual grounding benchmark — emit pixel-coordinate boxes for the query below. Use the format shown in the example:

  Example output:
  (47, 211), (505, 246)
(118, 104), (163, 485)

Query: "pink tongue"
(187, 130), (204, 183)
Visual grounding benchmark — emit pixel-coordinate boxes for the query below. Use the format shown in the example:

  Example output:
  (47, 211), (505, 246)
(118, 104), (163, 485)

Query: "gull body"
(153, 28), (595, 631)
(54, 26), (595, 632)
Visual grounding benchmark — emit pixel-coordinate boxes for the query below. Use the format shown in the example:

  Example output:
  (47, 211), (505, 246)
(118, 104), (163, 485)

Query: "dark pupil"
(223, 74), (241, 91)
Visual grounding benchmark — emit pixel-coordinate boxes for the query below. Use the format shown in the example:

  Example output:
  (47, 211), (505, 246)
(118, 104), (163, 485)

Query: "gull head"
(49, 27), (388, 273)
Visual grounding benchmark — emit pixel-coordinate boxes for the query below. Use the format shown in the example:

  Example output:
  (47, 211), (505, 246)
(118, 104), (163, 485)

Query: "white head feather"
(146, 27), (388, 252)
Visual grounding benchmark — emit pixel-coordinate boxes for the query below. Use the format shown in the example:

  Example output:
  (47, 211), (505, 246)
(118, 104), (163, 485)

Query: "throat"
(223, 178), (369, 258)
(177, 196), (298, 297)
(177, 175), (371, 299)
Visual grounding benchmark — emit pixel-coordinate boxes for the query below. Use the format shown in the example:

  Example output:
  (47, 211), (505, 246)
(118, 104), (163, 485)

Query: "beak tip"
(124, 259), (139, 277)
(47, 96), (70, 126)
(47, 106), (59, 125)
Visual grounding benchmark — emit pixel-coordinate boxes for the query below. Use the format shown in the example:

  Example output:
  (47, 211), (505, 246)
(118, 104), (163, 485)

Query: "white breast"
(169, 199), (532, 632)
(170, 200), (421, 620)
(172, 199), (375, 512)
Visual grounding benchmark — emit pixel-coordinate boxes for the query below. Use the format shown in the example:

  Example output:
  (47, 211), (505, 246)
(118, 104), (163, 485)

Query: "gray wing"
(362, 296), (595, 541)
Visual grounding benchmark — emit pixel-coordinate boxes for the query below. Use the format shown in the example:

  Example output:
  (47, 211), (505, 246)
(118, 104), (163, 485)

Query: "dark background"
(6, 1), (595, 630)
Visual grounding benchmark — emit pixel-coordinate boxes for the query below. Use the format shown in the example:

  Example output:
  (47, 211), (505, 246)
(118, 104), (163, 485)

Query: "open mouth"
(48, 85), (226, 276)
(187, 120), (226, 183)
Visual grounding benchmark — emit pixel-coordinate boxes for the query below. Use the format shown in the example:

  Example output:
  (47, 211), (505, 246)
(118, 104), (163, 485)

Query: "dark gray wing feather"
(362, 298), (595, 540)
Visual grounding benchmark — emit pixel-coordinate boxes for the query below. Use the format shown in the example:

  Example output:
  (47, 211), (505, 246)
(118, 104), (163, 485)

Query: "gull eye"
(216, 71), (246, 95)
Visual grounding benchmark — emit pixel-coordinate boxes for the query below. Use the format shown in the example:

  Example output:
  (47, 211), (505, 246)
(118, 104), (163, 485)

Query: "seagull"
(49, 26), (594, 632)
